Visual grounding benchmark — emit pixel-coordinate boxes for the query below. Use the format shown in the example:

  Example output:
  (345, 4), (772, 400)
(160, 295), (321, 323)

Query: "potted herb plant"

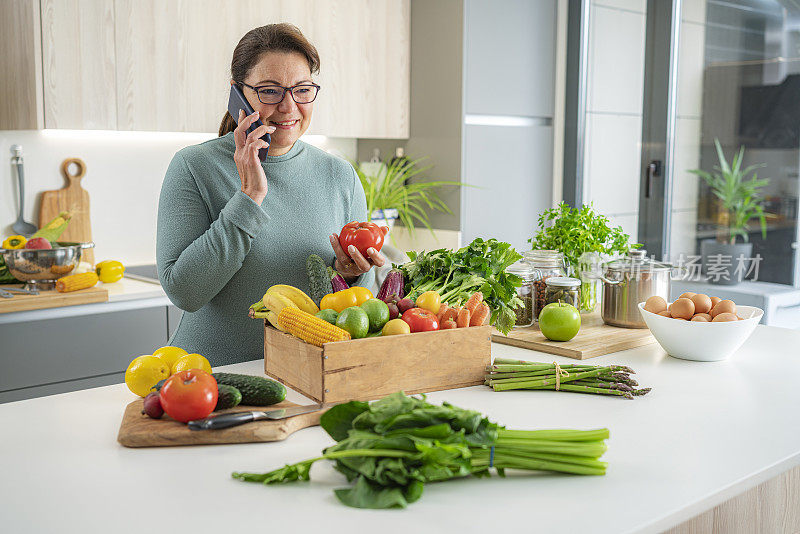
(529, 202), (636, 312)
(352, 156), (463, 239)
(688, 139), (769, 285)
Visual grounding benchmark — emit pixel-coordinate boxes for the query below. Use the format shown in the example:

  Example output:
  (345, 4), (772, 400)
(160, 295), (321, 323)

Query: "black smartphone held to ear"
(228, 84), (270, 161)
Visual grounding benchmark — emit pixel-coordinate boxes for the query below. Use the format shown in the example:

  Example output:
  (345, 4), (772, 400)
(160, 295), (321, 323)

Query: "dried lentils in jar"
(522, 250), (567, 323)
(505, 262), (535, 327)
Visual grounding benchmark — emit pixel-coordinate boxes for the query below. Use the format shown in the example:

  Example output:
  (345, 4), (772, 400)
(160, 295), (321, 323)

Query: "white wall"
(583, 0), (647, 244)
(0, 130), (355, 266)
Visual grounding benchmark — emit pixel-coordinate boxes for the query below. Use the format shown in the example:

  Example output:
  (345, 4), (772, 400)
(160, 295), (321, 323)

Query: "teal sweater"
(157, 134), (373, 365)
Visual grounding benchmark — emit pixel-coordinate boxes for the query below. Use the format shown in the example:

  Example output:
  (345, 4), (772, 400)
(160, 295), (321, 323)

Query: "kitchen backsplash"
(0, 130), (355, 266)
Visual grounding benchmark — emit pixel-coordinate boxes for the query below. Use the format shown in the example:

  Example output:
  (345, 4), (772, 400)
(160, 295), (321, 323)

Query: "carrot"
(437, 304), (451, 322)
(441, 318), (457, 329)
(465, 292), (484, 314)
(470, 303), (490, 326)
(456, 307), (471, 328)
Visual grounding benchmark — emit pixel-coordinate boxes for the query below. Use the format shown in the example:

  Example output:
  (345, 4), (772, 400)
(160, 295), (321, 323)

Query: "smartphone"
(228, 84), (270, 161)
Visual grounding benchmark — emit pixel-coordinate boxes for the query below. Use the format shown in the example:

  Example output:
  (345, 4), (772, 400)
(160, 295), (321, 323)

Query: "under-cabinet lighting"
(464, 114), (552, 127)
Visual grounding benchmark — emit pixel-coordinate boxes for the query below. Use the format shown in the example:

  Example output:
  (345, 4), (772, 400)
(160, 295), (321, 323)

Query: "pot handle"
(580, 269), (622, 286)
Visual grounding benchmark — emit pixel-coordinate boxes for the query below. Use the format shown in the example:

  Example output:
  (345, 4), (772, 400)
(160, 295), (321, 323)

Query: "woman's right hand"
(233, 109), (276, 205)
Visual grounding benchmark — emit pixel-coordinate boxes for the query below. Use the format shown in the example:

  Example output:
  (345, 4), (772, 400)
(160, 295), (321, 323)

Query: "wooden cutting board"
(38, 158), (94, 264)
(117, 399), (324, 448)
(0, 284), (108, 313)
(492, 311), (656, 359)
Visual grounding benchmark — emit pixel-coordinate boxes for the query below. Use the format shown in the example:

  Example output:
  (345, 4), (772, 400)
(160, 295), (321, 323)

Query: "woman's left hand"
(329, 228), (389, 281)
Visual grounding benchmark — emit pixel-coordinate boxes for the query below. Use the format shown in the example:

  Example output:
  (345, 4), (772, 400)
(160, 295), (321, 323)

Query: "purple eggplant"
(330, 270), (349, 292)
(377, 269), (405, 302)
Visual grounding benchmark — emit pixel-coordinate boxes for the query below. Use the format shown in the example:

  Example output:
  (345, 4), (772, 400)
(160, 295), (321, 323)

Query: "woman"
(157, 23), (386, 364)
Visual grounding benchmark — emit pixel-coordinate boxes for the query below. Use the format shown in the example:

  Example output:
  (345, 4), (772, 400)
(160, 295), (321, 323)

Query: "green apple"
(538, 302), (581, 341)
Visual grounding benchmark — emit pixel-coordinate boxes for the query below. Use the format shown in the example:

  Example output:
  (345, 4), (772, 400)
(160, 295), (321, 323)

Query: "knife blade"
(187, 403), (326, 431)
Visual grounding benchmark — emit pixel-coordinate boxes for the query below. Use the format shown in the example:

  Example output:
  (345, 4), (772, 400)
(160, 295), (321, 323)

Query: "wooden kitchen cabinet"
(1, 0), (409, 138)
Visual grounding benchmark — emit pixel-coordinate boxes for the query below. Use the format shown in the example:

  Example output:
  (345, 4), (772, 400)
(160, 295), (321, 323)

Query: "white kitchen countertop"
(1, 326), (799, 533)
(0, 276), (170, 325)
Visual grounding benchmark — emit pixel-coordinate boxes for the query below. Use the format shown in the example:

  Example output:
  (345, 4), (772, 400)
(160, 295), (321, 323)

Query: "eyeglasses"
(240, 82), (321, 105)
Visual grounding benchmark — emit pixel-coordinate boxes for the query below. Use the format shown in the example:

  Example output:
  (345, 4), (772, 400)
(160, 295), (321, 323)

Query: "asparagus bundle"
(485, 358), (651, 399)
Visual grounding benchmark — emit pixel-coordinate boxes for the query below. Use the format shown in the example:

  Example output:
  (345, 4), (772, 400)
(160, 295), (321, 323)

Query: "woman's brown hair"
(218, 23), (320, 136)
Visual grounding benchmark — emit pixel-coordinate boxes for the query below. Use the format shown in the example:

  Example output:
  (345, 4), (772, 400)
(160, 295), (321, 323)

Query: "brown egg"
(679, 292), (696, 299)
(669, 298), (695, 320)
(691, 314), (710, 322)
(657, 310), (672, 317)
(644, 295), (668, 314)
(690, 294), (712, 314)
(712, 312), (739, 322)
(710, 296), (721, 307)
(710, 299), (736, 318)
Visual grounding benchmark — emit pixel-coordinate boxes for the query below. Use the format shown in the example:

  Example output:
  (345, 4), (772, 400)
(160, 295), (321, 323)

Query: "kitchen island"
(1, 325), (799, 533)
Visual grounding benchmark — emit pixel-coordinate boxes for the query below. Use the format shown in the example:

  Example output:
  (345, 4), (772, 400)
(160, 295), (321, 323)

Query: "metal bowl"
(0, 242), (95, 290)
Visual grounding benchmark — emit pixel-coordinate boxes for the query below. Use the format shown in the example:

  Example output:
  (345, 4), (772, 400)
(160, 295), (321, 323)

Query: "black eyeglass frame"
(239, 82), (321, 105)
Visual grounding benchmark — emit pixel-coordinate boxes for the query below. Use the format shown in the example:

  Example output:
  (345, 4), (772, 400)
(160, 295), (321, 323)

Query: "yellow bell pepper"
(320, 288), (359, 313)
(95, 260), (125, 283)
(2, 235), (27, 249)
(351, 286), (374, 306)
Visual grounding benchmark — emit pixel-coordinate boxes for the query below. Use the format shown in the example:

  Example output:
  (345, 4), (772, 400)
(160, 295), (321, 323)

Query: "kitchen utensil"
(38, 158), (94, 264)
(594, 248), (672, 328)
(0, 287), (39, 295)
(117, 399), (323, 448)
(10, 145), (37, 236)
(638, 303), (763, 361)
(0, 242), (94, 291)
(0, 283), (107, 314)
(188, 403), (326, 430)
(0, 289), (12, 298)
(492, 311), (656, 359)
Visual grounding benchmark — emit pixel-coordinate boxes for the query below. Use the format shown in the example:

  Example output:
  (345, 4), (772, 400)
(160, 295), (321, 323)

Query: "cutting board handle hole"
(61, 158), (86, 182)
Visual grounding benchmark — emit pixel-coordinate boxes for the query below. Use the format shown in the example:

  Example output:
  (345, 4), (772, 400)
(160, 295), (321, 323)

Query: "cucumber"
(212, 373), (286, 406)
(307, 254), (333, 306)
(215, 384), (242, 410)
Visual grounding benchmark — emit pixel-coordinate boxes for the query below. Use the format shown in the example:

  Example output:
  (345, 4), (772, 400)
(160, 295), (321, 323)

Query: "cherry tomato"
(415, 291), (441, 314)
(339, 221), (386, 257)
(401, 307), (439, 333)
(159, 370), (218, 423)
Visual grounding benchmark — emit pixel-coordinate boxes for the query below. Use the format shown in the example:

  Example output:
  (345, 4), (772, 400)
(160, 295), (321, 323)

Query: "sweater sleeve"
(156, 153), (270, 312)
(348, 165), (377, 291)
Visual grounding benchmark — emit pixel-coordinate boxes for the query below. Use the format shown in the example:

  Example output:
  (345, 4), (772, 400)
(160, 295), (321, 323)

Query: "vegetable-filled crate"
(262, 322), (492, 403)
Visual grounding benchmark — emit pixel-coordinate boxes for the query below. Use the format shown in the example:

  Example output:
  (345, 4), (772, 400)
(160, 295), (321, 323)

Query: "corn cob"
(276, 307), (351, 346)
(55, 272), (98, 293)
(33, 211), (72, 243)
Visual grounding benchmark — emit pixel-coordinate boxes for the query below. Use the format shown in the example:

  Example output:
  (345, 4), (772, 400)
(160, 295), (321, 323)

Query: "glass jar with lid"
(521, 250), (567, 323)
(505, 261), (536, 328)
(544, 277), (581, 308)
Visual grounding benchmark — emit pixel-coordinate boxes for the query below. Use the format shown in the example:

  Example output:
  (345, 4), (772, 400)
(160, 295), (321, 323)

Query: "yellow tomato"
(320, 288), (359, 313)
(416, 291), (442, 314)
(152, 345), (188, 373)
(382, 318), (411, 336)
(172, 353), (212, 374)
(351, 286), (374, 306)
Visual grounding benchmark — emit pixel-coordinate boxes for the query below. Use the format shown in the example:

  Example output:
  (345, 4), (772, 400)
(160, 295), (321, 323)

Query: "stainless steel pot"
(597, 249), (672, 328)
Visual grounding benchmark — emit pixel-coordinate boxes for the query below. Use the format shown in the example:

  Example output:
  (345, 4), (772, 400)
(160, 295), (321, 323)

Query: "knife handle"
(188, 412), (256, 430)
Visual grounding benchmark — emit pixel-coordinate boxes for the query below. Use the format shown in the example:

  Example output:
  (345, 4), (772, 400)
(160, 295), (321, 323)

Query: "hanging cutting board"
(492, 311), (656, 360)
(117, 398), (324, 448)
(38, 158), (94, 264)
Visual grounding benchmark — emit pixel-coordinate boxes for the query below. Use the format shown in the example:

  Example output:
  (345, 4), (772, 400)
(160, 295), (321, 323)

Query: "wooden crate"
(263, 323), (492, 403)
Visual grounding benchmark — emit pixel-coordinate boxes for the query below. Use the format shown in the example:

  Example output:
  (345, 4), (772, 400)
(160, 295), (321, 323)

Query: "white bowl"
(638, 302), (763, 361)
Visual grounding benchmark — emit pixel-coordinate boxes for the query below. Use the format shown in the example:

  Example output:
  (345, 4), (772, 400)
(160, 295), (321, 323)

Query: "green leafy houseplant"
(529, 202), (636, 311)
(688, 139), (769, 245)
(353, 156), (462, 239)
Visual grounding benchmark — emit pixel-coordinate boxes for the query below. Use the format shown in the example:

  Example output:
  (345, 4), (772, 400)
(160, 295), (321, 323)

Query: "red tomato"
(159, 370), (218, 423)
(401, 307), (439, 332)
(339, 221), (386, 257)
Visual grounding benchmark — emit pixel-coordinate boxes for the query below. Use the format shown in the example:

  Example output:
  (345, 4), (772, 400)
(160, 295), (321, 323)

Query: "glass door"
(667, 0), (800, 286)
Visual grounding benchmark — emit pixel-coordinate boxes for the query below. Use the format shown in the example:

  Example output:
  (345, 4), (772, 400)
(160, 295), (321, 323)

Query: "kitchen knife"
(187, 403), (325, 431)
